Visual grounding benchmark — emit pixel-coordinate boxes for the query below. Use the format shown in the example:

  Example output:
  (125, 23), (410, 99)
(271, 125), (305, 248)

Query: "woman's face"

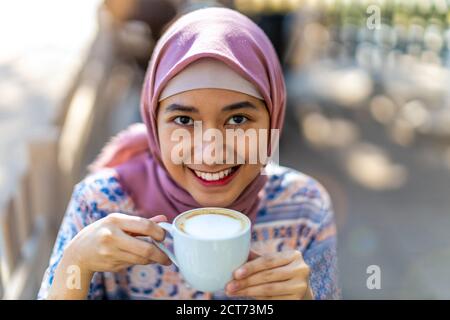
(157, 88), (270, 207)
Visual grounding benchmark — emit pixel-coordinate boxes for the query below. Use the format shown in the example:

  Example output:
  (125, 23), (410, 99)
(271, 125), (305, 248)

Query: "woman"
(38, 7), (340, 300)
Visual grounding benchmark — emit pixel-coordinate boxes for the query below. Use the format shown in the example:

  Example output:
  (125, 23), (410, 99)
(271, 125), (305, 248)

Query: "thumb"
(248, 249), (260, 261)
(150, 215), (168, 223)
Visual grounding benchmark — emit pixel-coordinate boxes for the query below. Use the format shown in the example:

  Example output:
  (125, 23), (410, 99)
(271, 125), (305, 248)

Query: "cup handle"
(152, 222), (179, 268)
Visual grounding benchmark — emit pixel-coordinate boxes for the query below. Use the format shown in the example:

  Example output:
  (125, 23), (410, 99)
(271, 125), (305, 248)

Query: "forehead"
(158, 88), (266, 112)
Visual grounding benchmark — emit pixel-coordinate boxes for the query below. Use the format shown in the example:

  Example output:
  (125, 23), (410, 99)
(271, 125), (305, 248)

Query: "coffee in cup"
(177, 209), (248, 239)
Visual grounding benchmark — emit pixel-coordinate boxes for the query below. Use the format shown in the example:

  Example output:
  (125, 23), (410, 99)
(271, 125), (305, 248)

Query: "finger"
(116, 249), (154, 266)
(303, 287), (314, 300)
(114, 232), (171, 265)
(227, 278), (308, 298)
(150, 215), (168, 223)
(127, 215), (168, 237)
(227, 259), (303, 293)
(248, 250), (260, 261)
(113, 231), (154, 258)
(234, 250), (301, 280)
(108, 213), (166, 241)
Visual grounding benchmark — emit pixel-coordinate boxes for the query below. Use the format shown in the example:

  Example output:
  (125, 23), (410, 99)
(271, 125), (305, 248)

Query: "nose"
(190, 122), (226, 165)
(192, 134), (225, 166)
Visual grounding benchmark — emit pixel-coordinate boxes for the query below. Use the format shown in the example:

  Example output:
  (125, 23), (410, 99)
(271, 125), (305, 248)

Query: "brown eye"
(174, 116), (194, 126)
(227, 115), (248, 125)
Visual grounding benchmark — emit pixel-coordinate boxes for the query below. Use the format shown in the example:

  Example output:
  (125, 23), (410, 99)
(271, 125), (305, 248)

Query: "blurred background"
(1, 0), (450, 299)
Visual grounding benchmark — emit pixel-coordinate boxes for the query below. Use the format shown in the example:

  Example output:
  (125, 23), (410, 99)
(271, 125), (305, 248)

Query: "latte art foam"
(180, 213), (245, 239)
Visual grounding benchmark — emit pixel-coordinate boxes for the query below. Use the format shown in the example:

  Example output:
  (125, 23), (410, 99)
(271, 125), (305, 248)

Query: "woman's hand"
(67, 213), (172, 273)
(47, 213), (171, 299)
(225, 250), (313, 300)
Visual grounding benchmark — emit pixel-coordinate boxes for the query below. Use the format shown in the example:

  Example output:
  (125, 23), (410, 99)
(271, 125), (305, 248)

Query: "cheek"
(231, 126), (270, 165)
(157, 125), (187, 176)
(241, 163), (264, 182)
(157, 126), (173, 160)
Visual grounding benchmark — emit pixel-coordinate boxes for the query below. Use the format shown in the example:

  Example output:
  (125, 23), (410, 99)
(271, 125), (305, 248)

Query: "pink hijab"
(89, 7), (286, 222)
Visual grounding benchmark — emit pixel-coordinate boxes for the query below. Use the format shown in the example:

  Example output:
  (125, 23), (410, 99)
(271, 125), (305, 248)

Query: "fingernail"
(228, 282), (239, 292)
(225, 288), (236, 296)
(235, 267), (246, 278)
(225, 290), (234, 296)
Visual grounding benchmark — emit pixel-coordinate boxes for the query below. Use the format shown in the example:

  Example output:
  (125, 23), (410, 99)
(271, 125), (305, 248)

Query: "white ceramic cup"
(154, 207), (251, 292)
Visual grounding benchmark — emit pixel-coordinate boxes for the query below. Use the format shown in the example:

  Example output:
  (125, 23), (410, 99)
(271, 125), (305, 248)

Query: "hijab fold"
(89, 8), (286, 222)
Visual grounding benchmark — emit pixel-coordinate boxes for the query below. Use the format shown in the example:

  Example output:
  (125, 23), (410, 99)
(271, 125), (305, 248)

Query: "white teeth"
(193, 168), (234, 181)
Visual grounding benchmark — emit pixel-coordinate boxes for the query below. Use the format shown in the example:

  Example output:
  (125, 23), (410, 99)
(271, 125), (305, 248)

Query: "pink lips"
(188, 166), (240, 187)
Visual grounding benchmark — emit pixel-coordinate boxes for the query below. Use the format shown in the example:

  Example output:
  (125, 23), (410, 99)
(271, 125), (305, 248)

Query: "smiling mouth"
(187, 165), (241, 186)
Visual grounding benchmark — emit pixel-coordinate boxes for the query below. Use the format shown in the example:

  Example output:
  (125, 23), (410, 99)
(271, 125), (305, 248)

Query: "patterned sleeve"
(37, 181), (106, 300)
(302, 185), (341, 300)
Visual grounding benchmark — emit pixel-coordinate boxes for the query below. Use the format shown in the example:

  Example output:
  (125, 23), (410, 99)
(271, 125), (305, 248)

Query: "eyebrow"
(222, 101), (258, 112)
(164, 101), (258, 113)
(164, 104), (199, 113)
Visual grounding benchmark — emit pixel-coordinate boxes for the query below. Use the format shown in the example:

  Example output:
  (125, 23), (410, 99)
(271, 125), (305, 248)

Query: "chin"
(192, 193), (237, 208)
